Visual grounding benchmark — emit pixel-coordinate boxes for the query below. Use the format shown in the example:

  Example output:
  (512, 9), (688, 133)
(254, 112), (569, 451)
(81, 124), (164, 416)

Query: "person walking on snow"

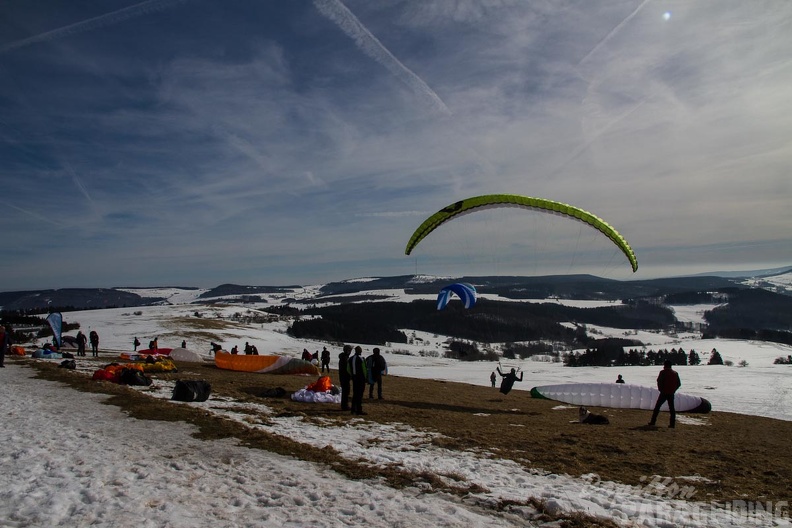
(649, 360), (682, 428)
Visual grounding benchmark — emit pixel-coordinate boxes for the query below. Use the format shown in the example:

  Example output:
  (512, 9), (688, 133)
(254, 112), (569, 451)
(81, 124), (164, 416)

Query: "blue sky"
(2, 0), (791, 290)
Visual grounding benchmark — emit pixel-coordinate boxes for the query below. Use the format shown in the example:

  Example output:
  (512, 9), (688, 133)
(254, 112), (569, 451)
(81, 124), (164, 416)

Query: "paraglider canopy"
(436, 283), (477, 310)
(405, 194), (638, 272)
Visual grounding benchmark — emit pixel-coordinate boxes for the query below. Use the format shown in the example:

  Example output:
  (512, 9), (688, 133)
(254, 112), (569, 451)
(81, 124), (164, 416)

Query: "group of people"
(336, 345), (388, 415)
(76, 330), (100, 357)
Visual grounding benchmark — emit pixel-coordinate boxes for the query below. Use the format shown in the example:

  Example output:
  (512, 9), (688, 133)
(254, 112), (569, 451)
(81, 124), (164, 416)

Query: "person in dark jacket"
(338, 345), (352, 411)
(616, 374), (625, 383)
(490, 371), (497, 387)
(89, 330), (99, 357)
(496, 366), (523, 395)
(649, 360), (682, 428)
(76, 331), (87, 357)
(366, 348), (387, 400)
(0, 325), (10, 368)
(348, 346), (368, 415)
(320, 347), (331, 373)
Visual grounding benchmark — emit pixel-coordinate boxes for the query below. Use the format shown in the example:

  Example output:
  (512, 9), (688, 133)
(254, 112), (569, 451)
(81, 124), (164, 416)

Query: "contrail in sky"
(578, 0), (652, 66)
(65, 163), (95, 206)
(313, 0), (451, 115)
(551, 99), (646, 177)
(0, 0), (191, 54)
(2, 201), (65, 227)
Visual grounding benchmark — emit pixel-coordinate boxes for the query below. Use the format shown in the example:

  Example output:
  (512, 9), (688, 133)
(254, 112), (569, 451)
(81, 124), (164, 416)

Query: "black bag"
(119, 368), (153, 386)
(59, 359), (76, 370)
(172, 380), (212, 402)
(260, 387), (286, 398)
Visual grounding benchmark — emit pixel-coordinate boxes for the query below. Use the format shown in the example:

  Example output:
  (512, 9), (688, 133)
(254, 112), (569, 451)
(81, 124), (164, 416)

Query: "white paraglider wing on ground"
(530, 382), (711, 413)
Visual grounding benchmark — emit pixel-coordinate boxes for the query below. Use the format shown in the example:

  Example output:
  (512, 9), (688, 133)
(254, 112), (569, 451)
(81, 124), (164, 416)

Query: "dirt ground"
(22, 355), (792, 507)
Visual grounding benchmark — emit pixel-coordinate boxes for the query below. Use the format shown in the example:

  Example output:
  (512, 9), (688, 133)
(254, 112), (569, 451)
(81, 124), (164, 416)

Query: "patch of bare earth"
(21, 354), (792, 524)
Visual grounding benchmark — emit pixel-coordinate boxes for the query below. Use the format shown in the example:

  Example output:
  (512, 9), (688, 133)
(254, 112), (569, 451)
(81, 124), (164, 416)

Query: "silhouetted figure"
(366, 348), (387, 400)
(616, 374), (625, 384)
(89, 331), (99, 357)
(321, 347), (331, 373)
(76, 331), (87, 357)
(649, 360), (682, 428)
(338, 345), (352, 411)
(497, 367), (523, 395)
(349, 346), (368, 415)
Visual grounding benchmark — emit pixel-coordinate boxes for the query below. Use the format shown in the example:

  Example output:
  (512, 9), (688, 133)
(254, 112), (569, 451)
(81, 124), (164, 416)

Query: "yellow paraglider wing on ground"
(404, 194), (638, 272)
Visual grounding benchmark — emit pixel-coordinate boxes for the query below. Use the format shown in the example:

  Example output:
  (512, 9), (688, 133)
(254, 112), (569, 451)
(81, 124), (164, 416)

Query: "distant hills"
(1, 267), (791, 312)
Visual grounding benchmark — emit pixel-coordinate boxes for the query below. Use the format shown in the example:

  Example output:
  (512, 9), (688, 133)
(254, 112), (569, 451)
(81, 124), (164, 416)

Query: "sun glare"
(663, 11), (671, 21)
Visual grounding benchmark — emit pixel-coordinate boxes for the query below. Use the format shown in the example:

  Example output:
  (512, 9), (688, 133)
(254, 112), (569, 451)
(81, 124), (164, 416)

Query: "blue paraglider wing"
(436, 283), (477, 310)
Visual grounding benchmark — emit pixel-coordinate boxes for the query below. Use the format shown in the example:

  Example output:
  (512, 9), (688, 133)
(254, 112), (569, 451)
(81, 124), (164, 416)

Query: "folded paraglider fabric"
(215, 352), (320, 375)
(291, 388), (341, 404)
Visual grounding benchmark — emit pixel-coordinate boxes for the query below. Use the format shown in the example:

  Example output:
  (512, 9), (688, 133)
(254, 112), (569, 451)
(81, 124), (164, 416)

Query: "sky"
(2, 0), (792, 291)
(2, 291), (791, 527)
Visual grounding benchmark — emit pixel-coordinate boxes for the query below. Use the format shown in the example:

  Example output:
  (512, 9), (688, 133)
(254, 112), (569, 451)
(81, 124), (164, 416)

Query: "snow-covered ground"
(4, 289), (792, 527)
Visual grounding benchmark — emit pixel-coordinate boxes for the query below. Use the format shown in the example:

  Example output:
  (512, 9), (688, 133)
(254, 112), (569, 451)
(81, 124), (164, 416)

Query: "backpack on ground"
(260, 387), (286, 398)
(119, 368), (153, 386)
(171, 380), (212, 402)
(59, 359), (76, 370)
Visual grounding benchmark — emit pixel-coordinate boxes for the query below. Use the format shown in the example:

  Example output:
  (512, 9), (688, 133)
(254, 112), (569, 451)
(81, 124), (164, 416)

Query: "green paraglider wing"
(404, 194), (638, 272)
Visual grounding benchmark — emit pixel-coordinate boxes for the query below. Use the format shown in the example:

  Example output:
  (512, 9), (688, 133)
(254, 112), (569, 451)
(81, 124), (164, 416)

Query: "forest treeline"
(565, 345), (728, 367)
(288, 299), (675, 347)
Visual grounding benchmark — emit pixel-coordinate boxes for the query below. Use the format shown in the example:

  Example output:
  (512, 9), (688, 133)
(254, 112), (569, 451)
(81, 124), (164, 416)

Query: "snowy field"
(2, 286), (792, 527)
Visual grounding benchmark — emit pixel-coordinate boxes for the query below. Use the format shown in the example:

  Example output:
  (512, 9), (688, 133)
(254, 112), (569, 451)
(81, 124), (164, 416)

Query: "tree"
(688, 349), (701, 366)
(708, 349), (724, 365)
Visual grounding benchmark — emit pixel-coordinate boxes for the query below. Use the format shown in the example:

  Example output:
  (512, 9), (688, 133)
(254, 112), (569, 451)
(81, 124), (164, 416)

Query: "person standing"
(366, 348), (387, 399)
(89, 330), (99, 357)
(348, 346), (368, 415)
(320, 347), (331, 373)
(490, 371), (497, 387)
(649, 360), (682, 428)
(338, 345), (352, 411)
(367, 348), (388, 399)
(0, 325), (10, 368)
(134, 337), (140, 351)
(76, 331), (87, 357)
